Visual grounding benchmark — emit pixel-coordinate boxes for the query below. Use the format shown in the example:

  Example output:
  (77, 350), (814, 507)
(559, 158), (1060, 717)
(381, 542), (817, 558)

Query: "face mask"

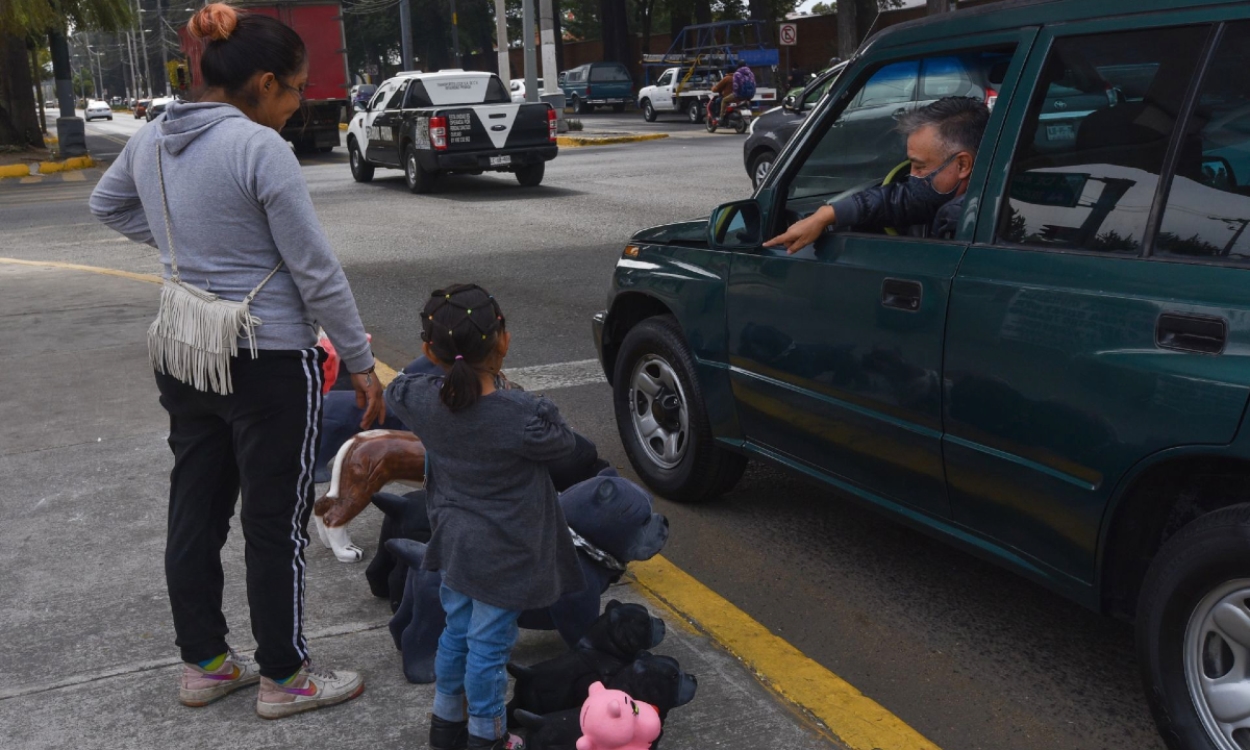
(906, 152), (960, 207)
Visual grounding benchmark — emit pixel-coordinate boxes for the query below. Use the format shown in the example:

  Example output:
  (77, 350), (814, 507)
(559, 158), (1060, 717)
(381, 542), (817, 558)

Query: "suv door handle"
(881, 278), (922, 311)
(1156, 312), (1227, 354)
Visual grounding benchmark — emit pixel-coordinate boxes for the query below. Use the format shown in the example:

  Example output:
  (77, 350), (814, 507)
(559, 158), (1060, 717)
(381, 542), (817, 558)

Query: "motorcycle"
(705, 95), (752, 134)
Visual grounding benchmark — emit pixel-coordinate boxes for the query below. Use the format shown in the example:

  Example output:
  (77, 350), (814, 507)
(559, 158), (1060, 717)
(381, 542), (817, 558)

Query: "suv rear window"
(998, 26), (1210, 253)
(590, 65), (631, 83)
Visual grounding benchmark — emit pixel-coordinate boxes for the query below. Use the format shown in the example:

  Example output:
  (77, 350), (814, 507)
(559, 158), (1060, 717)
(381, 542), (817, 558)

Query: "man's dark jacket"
(829, 180), (965, 239)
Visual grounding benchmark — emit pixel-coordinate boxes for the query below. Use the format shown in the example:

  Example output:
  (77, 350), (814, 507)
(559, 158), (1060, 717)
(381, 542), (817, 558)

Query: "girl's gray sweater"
(89, 101), (372, 373)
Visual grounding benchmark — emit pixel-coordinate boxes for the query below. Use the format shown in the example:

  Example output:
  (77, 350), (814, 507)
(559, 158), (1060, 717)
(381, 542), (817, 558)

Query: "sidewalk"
(0, 260), (839, 750)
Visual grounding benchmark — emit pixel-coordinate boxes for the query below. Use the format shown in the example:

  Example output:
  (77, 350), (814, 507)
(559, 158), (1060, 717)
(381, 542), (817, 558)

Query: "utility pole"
(538, 0), (556, 94)
(157, 0), (170, 95)
(521, 0), (537, 103)
(494, 0), (509, 80)
(49, 29), (87, 156)
(449, 0), (461, 68)
(399, 0), (414, 70)
(135, 0), (153, 97)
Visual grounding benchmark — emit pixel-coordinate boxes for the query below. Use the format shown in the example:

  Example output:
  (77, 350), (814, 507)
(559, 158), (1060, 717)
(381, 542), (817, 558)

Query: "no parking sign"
(779, 23), (797, 46)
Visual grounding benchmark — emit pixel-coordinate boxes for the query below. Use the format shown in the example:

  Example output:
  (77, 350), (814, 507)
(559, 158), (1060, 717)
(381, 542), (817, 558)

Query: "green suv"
(591, 2), (1250, 748)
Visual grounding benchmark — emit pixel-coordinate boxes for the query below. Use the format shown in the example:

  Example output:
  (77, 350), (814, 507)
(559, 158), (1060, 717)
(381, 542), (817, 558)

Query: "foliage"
(0, 0), (132, 37)
(566, 117), (583, 130)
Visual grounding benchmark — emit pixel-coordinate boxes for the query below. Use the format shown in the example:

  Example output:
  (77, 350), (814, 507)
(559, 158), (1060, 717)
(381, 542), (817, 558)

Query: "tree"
(809, 2), (834, 14)
(0, 0), (131, 148)
(599, 0), (628, 63)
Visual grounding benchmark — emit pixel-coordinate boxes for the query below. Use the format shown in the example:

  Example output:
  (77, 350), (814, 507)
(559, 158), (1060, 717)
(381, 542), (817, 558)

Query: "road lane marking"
(0, 257), (161, 285)
(630, 556), (942, 750)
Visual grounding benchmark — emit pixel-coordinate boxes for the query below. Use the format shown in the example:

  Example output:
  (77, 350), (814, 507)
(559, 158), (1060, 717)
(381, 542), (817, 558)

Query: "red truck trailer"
(180, 0), (348, 152)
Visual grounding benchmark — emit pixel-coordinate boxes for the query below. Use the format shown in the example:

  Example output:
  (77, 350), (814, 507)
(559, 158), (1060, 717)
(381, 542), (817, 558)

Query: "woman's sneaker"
(255, 660), (364, 719)
(179, 648), (261, 707)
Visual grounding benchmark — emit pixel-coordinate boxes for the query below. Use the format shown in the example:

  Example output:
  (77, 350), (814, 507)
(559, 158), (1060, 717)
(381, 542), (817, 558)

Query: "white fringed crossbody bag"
(147, 143), (284, 395)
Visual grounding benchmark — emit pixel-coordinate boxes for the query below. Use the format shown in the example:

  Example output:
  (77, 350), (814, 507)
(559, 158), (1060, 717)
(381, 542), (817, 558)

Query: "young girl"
(385, 284), (586, 750)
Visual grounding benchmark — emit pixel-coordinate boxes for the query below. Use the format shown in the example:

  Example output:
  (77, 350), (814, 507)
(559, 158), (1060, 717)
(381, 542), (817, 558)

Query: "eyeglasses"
(278, 81), (306, 102)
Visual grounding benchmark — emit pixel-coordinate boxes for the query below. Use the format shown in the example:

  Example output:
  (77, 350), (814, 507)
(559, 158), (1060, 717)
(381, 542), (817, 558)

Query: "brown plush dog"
(313, 429), (426, 562)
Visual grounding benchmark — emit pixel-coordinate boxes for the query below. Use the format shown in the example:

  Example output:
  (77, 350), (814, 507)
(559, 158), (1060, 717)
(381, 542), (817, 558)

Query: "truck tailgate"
(440, 103), (552, 151)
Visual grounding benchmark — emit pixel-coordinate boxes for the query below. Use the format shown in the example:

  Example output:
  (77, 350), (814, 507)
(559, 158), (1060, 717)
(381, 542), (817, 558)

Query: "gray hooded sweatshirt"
(89, 101), (373, 373)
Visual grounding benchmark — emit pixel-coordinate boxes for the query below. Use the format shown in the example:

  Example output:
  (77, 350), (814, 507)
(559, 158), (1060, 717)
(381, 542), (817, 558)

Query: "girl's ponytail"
(421, 285), (506, 413)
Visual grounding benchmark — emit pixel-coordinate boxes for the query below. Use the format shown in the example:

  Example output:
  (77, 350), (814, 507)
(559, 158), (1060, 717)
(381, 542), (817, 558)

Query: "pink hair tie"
(454, 355), (463, 360)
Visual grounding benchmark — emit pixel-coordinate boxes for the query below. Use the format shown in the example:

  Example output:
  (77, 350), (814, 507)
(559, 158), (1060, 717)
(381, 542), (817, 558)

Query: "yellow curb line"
(0, 155), (96, 180)
(0, 257), (161, 285)
(627, 556), (942, 750)
(339, 123), (348, 131)
(556, 133), (668, 148)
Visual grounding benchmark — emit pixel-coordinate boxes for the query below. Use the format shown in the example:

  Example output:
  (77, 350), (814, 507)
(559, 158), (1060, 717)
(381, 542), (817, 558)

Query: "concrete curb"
(556, 132), (668, 148)
(0, 155), (96, 180)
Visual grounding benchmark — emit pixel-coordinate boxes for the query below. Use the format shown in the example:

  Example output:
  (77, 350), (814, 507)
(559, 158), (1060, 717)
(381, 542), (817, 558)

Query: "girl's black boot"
(429, 715), (468, 750)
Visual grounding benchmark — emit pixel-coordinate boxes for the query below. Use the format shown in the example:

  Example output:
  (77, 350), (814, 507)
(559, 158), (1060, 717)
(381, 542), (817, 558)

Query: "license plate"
(490, 155), (511, 166)
(1046, 123), (1075, 141)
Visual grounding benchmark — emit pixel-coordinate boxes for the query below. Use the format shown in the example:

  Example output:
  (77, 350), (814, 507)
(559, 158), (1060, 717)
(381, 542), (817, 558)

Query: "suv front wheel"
(1138, 504), (1250, 750)
(612, 315), (746, 503)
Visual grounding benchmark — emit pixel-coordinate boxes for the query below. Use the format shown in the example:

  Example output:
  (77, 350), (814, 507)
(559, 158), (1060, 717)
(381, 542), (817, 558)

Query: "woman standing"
(89, 3), (383, 719)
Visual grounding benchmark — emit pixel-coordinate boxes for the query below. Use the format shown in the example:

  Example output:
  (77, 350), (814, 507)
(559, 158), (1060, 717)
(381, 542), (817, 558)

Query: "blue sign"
(738, 48), (780, 67)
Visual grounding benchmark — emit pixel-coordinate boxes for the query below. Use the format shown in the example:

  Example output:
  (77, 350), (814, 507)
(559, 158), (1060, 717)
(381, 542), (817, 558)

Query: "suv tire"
(404, 145), (436, 194)
(641, 99), (656, 122)
(613, 315), (747, 503)
(1138, 504), (1250, 750)
(349, 140), (374, 183)
(515, 162), (545, 187)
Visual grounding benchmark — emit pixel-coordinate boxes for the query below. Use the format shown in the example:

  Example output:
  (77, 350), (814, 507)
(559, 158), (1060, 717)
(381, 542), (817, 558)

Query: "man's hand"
(763, 204), (836, 254)
(351, 368), (387, 429)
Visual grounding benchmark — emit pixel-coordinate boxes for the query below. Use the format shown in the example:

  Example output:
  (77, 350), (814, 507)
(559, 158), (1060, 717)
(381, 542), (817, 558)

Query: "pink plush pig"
(576, 681), (662, 750)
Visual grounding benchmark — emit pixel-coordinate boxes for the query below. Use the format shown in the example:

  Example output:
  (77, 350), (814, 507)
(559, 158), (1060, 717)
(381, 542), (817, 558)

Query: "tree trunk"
(837, 0), (880, 57)
(0, 32), (43, 148)
(638, 0), (654, 55)
(552, 0), (564, 71)
(599, 0), (629, 64)
(694, 0), (711, 26)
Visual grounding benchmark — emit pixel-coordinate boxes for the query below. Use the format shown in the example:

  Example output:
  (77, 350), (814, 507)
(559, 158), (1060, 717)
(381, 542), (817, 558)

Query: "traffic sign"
(779, 23), (797, 46)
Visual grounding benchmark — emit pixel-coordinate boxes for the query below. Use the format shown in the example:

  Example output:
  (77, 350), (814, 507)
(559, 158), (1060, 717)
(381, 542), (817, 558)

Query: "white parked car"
(509, 78), (545, 103)
(85, 100), (113, 121)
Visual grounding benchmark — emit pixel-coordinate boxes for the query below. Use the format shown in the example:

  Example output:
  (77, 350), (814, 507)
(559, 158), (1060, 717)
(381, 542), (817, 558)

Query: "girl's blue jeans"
(433, 580), (522, 741)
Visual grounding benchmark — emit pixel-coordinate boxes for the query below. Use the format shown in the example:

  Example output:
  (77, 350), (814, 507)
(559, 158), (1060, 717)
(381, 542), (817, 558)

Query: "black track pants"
(156, 348), (325, 680)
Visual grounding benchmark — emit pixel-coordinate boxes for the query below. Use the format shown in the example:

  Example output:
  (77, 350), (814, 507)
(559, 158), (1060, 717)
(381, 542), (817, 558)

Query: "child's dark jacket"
(384, 372), (586, 611)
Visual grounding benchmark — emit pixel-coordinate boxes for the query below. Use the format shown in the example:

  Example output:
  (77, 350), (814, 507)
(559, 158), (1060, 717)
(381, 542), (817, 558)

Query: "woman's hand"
(351, 368), (387, 429)
(763, 204), (836, 254)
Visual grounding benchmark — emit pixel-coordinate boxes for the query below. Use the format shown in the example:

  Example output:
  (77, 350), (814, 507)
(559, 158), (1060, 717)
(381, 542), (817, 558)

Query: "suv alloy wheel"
(612, 315), (746, 503)
(642, 99), (656, 122)
(349, 139), (374, 183)
(1138, 505), (1250, 750)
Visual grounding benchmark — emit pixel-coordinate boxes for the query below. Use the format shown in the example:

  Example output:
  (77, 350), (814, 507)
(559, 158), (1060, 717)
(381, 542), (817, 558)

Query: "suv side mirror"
(708, 199), (763, 251)
(782, 94), (797, 111)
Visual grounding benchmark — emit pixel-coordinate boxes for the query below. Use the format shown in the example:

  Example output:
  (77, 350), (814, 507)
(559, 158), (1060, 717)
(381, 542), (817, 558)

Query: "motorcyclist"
(711, 72), (737, 120)
(764, 96), (989, 252)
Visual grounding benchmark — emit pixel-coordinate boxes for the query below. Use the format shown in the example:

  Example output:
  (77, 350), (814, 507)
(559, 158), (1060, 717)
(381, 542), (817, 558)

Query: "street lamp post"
(135, 0), (153, 97)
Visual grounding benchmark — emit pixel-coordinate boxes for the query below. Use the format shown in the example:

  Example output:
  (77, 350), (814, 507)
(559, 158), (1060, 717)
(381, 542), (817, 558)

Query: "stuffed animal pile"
(507, 601), (698, 750)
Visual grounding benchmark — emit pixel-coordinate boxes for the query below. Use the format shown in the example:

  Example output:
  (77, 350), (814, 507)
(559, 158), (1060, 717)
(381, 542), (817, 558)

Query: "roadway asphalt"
(0, 107), (1165, 750)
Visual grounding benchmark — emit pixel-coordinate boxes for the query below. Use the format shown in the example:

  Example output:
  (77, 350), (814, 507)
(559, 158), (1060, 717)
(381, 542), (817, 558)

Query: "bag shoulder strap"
(156, 142), (284, 296)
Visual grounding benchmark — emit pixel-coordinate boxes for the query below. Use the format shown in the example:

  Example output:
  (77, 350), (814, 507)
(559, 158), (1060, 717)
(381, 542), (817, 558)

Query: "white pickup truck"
(637, 66), (776, 123)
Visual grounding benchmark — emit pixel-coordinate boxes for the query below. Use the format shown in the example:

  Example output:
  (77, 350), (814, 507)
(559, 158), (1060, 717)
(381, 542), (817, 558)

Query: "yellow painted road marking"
(0, 257), (939, 749)
(628, 556), (941, 750)
(0, 257), (161, 285)
(62, 171), (86, 182)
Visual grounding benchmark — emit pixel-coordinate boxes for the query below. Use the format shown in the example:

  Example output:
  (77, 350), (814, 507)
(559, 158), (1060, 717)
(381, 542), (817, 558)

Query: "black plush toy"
(511, 654), (697, 750)
(383, 468), (669, 684)
(506, 600), (666, 720)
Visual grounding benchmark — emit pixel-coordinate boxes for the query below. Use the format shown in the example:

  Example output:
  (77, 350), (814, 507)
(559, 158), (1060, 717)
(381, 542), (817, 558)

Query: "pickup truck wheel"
(686, 100), (703, 123)
(613, 315), (747, 504)
(515, 162), (545, 187)
(349, 140), (374, 183)
(572, 95), (587, 115)
(404, 145), (437, 194)
(750, 149), (776, 188)
(641, 99), (657, 122)
(1137, 504), (1250, 750)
